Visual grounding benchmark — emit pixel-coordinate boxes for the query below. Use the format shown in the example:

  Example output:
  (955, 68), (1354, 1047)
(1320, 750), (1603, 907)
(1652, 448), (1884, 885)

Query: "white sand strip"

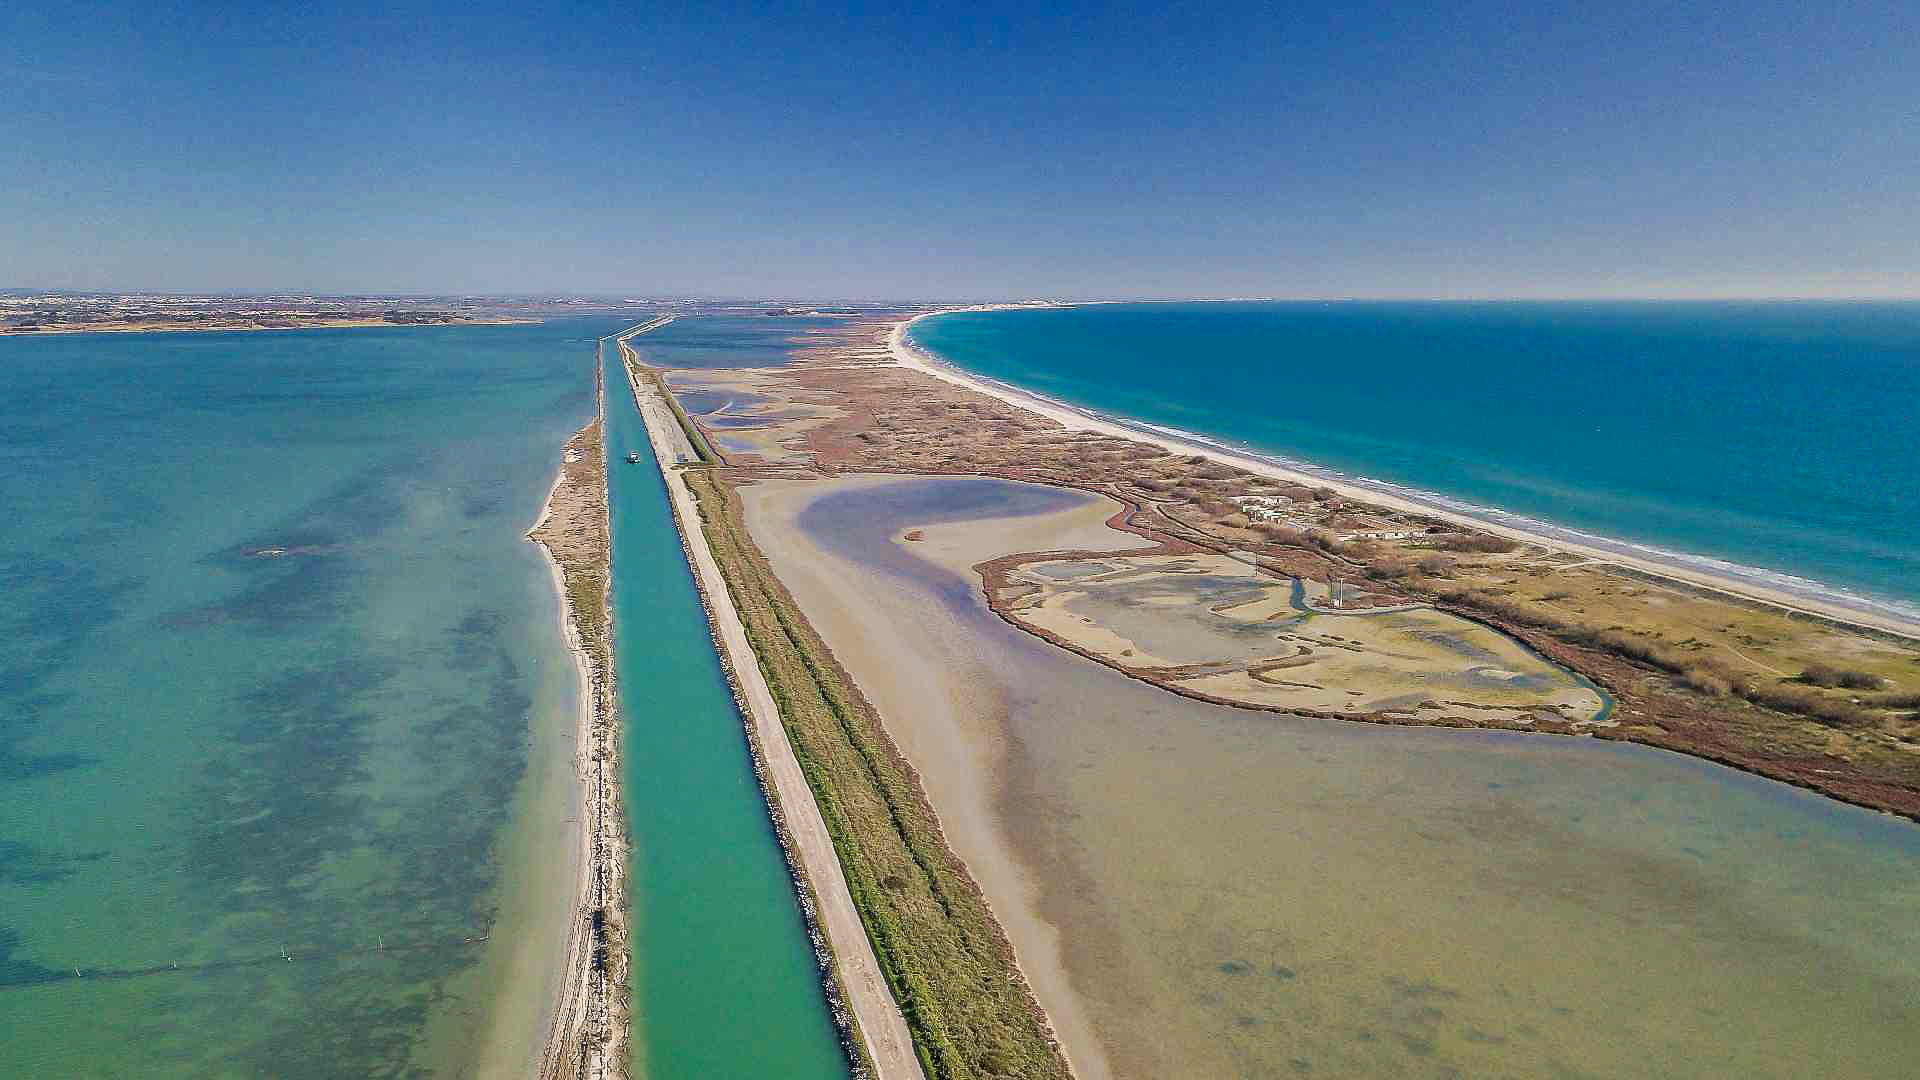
(887, 310), (1920, 642)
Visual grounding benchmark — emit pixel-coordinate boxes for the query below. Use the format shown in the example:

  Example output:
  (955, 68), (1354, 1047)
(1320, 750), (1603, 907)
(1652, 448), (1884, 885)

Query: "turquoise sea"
(912, 302), (1920, 621)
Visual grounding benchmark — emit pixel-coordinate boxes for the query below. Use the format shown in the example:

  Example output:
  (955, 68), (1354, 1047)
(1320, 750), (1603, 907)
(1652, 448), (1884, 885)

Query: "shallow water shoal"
(0, 319), (617, 1077)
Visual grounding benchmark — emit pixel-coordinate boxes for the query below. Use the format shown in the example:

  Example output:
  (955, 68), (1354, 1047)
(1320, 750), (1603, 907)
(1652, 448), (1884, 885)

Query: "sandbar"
(736, 474), (1138, 1080)
(527, 349), (628, 1080)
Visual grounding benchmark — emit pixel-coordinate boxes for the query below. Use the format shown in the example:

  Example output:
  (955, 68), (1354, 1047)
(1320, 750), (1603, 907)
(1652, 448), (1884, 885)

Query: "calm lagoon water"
(625, 314), (843, 369)
(913, 302), (1920, 620)
(0, 319), (617, 1075)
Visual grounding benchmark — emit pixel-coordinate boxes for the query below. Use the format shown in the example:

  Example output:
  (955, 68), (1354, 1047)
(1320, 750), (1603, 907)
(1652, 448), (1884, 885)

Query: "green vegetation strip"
(1430, 585), (1896, 730)
(685, 469), (1071, 1080)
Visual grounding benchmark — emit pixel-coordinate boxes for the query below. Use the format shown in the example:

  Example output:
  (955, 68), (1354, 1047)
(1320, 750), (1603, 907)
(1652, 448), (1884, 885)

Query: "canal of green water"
(602, 337), (850, 1079)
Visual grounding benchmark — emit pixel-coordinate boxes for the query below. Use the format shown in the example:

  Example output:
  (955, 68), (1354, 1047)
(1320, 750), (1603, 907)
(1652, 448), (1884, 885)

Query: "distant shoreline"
(0, 316), (539, 336)
(891, 307), (1920, 643)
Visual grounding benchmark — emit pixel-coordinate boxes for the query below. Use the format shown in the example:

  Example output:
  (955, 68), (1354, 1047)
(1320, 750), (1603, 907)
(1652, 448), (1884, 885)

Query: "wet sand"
(740, 474), (1142, 1079)
(741, 472), (1920, 1078)
(423, 552), (591, 1079)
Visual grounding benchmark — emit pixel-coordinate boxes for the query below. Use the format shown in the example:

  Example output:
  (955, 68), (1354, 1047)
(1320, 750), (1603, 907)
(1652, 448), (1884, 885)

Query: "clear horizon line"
(7, 288), (1920, 304)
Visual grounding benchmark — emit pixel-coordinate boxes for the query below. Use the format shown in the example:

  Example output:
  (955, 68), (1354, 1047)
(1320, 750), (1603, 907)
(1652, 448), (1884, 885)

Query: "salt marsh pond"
(998, 551), (1608, 726)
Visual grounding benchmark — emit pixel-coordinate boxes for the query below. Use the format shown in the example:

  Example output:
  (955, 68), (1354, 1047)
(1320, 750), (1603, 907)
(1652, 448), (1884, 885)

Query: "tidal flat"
(740, 472), (1920, 1079)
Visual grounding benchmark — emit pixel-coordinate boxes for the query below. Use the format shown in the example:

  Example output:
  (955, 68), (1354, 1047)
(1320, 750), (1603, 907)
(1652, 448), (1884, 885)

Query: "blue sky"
(3, 1), (1916, 298)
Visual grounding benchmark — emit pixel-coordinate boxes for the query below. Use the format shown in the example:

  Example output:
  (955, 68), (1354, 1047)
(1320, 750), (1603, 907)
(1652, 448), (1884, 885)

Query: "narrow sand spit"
(736, 475), (1152, 1080)
(888, 311), (1920, 643)
(530, 551), (606, 1079)
(625, 365), (926, 1080)
(529, 350), (628, 1080)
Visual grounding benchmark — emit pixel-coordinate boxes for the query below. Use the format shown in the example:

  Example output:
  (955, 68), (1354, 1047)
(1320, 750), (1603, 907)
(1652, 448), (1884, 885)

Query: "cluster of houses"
(1232, 494), (1421, 543)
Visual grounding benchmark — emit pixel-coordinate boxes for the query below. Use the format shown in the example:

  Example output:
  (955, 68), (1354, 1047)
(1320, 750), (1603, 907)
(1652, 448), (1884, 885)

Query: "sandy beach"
(527, 355), (629, 1080)
(595, 307), (1920, 1076)
(661, 310), (1915, 819)
(889, 310), (1920, 643)
(611, 308), (1919, 1074)
(524, 550), (601, 1076)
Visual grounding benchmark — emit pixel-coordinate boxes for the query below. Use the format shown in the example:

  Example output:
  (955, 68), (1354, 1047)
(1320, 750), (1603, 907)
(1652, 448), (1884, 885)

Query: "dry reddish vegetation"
(693, 318), (1920, 820)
